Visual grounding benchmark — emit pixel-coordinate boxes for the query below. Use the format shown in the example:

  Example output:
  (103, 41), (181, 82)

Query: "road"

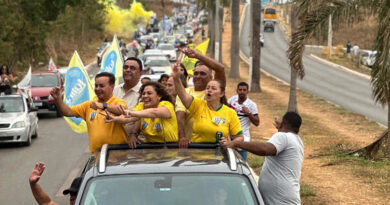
(0, 63), (101, 205)
(240, 4), (387, 125)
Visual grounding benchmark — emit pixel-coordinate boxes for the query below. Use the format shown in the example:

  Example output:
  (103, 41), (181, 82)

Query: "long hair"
(212, 79), (228, 105)
(1, 64), (10, 75)
(139, 81), (174, 105)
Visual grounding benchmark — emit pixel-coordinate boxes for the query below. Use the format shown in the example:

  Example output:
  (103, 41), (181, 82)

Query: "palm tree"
(287, 2), (298, 112)
(229, 0), (240, 78)
(250, 0), (261, 92)
(288, 0), (390, 159)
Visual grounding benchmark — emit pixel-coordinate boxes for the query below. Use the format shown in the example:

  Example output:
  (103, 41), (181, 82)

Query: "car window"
(145, 59), (170, 66)
(0, 97), (25, 113)
(31, 75), (59, 87)
(81, 174), (258, 205)
(158, 44), (174, 50)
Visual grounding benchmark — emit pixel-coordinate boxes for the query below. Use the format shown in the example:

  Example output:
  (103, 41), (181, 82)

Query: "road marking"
(55, 168), (80, 197)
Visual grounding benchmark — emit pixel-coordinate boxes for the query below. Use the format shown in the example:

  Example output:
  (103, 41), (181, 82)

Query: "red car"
(31, 71), (63, 117)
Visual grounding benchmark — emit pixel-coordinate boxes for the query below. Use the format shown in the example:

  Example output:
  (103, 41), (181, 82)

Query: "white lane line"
(55, 168), (80, 197)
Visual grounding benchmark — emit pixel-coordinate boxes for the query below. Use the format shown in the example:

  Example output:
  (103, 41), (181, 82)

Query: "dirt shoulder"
(222, 6), (389, 204)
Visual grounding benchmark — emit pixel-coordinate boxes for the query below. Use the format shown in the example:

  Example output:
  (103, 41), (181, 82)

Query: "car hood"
(0, 112), (25, 123)
(161, 50), (176, 57)
(31, 87), (53, 97)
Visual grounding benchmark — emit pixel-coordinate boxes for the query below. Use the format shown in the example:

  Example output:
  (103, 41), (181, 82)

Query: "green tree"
(288, 0), (390, 159)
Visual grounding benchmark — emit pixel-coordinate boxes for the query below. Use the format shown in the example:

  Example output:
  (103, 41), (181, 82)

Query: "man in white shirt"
(228, 82), (259, 160)
(113, 57), (142, 110)
(222, 112), (304, 205)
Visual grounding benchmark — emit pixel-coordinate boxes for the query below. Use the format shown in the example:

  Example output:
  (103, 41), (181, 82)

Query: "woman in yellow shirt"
(104, 81), (178, 148)
(172, 63), (244, 143)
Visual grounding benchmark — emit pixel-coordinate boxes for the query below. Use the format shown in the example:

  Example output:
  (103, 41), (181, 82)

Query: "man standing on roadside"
(51, 72), (128, 153)
(222, 112), (304, 205)
(228, 82), (259, 160)
(175, 47), (226, 148)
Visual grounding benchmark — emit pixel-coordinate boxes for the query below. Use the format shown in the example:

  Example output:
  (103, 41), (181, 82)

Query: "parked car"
(361, 50), (377, 67)
(182, 24), (194, 38)
(97, 42), (111, 67)
(31, 71), (63, 117)
(264, 22), (275, 32)
(157, 43), (177, 61)
(0, 94), (38, 146)
(74, 143), (265, 205)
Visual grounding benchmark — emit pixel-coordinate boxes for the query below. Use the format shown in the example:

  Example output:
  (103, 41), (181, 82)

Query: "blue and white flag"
(64, 51), (95, 133)
(99, 34), (123, 85)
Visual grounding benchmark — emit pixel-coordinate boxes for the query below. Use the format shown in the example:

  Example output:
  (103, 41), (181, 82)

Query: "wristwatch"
(102, 102), (108, 110)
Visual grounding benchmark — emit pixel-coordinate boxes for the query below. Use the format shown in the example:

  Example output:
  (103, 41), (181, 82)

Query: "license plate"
(34, 102), (43, 107)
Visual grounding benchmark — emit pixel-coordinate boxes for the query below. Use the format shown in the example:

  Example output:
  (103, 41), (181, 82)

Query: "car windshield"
(145, 59), (170, 66)
(80, 174), (258, 205)
(158, 44), (174, 50)
(0, 97), (24, 113)
(31, 75), (59, 87)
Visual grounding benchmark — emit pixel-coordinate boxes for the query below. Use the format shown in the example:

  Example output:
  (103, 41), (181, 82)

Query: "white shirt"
(227, 95), (258, 142)
(259, 132), (304, 205)
(113, 81), (142, 110)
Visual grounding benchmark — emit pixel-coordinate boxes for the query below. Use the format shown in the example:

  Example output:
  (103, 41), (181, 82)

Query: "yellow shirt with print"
(70, 96), (128, 153)
(175, 86), (205, 139)
(188, 97), (243, 143)
(133, 101), (178, 143)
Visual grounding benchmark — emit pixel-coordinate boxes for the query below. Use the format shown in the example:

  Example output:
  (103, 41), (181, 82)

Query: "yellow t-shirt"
(70, 96), (128, 153)
(188, 97), (243, 143)
(133, 101), (178, 143)
(175, 87), (205, 139)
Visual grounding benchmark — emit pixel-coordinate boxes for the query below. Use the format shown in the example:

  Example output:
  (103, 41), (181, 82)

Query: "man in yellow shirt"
(50, 72), (128, 153)
(176, 48), (226, 147)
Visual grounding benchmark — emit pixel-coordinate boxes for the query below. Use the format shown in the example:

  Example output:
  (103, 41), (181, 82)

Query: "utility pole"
(215, 0), (220, 62)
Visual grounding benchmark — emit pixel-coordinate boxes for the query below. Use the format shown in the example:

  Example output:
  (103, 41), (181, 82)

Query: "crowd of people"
(27, 44), (304, 205)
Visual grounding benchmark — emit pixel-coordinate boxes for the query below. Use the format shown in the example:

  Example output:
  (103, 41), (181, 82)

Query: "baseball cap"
(63, 177), (83, 195)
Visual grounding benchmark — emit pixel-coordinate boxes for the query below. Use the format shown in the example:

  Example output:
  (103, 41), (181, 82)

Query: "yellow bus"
(263, 6), (277, 23)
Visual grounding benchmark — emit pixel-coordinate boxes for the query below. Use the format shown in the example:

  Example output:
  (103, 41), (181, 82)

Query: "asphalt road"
(0, 62), (101, 205)
(240, 4), (387, 125)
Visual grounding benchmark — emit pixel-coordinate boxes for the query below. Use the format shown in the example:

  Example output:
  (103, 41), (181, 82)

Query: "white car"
(362, 51), (376, 67)
(144, 56), (171, 75)
(157, 43), (177, 61)
(259, 33), (264, 47)
(183, 25), (194, 38)
(0, 94), (39, 146)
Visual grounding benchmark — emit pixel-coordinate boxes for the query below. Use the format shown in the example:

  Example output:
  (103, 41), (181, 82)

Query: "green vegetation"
(0, 0), (106, 71)
(300, 183), (317, 197)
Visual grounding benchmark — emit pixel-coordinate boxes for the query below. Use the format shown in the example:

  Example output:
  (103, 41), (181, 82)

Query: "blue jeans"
(238, 150), (248, 161)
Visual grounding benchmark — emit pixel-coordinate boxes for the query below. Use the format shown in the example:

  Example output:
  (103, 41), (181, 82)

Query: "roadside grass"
(300, 183), (317, 197)
(322, 154), (390, 195)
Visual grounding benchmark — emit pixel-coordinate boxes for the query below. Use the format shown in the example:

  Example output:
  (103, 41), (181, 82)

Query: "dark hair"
(237, 82), (249, 89)
(282, 112), (302, 133)
(1, 64), (10, 75)
(194, 60), (204, 67)
(179, 63), (188, 78)
(139, 81), (174, 105)
(124, 57), (143, 71)
(141, 76), (151, 81)
(158, 74), (169, 83)
(212, 79), (228, 105)
(95, 72), (115, 85)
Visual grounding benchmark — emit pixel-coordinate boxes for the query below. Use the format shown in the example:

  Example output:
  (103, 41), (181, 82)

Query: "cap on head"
(63, 177), (83, 195)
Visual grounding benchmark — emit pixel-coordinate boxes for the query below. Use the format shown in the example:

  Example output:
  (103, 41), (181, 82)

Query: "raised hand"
(90, 101), (101, 110)
(29, 162), (46, 184)
(273, 117), (282, 130)
(179, 47), (198, 58)
(49, 87), (62, 101)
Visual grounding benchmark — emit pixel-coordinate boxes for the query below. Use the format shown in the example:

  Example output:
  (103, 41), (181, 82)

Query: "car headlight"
(48, 95), (53, 100)
(12, 121), (26, 128)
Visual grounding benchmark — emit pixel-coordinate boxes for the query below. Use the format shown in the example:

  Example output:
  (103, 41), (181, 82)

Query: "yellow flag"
(181, 38), (209, 75)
